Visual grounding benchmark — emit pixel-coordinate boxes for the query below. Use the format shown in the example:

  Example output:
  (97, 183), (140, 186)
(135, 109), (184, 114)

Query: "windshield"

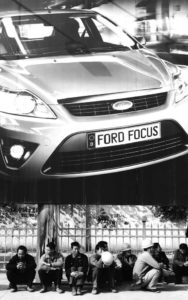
(0, 12), (137, 59)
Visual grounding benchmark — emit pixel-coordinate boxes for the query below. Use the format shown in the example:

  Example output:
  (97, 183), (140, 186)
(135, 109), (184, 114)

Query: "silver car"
(0, 8), (188, 179)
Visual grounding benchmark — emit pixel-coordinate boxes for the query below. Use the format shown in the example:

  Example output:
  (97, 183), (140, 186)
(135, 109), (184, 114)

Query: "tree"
(152, 206), (188, 224)
(37, 205), (59, 257)
(97, 207), (116, 228)
(85, 205), (92, 251)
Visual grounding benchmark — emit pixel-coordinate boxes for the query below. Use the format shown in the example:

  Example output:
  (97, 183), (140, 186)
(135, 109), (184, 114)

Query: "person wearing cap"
(38, 241), (64, 293)
(132, 239), (163, 292)
(115, 243), (137, 285)
(88, 241), (120, 295)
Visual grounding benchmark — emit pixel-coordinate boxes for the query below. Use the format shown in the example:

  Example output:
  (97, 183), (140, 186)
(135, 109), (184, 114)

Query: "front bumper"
(42, 120), (188, 175)
(1, 90), (188, 179)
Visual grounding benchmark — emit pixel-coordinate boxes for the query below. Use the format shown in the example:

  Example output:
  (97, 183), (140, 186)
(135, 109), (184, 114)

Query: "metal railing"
(58, 223), (188, 252)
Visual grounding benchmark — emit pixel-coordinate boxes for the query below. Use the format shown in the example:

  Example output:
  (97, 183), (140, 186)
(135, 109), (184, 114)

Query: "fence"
(0, 223), (187, 254)
(58, 223), (188, 253)
(0, 225), (37, 270)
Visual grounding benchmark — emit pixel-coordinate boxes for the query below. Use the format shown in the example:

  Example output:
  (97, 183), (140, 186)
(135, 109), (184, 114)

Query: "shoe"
(146, 288), (161, 293)
(39, 286), (47, 293)
(91, 288), (98, 295)
(72, 287), (77, 296)
(10, 287), (17, 293)
(56, 286), (63, 293)
(77, 287), (82, 295)
(27, 286), (34, 292)
(111, 288), (117, 293)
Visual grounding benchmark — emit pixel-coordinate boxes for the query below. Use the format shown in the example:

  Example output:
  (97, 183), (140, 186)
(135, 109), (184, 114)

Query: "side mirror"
(135, 36), (146, 46)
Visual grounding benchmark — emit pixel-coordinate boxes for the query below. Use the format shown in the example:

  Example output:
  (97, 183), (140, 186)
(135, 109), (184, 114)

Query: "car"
(0, 8), (188, 180)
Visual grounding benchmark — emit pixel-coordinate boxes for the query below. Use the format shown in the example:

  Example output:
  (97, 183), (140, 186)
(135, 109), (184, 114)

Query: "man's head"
(17, 245), (27, 260)
(179, 243), (188, 255)
(121, 243), (132, 256)
(45, 242), (56, 256)
(142, 239), (154, 254)
(95, 241), (108, 254)
(71, 241), (80, 256)
(153, 242), (162, 255)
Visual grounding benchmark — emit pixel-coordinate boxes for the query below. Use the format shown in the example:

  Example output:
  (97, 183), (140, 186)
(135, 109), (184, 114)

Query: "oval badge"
(112, 100), (133, 111)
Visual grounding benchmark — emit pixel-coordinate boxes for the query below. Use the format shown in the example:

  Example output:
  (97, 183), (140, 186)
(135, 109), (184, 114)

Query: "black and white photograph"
(1, 0), (188, 299)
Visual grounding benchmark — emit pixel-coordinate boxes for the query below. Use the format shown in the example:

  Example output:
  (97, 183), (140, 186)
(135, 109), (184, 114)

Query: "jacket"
(6, 253), (36, 271)
(38, 251), (64, 271)
(153, 251), (169, 269)
(89, 253), (122, 269)
(117, 253), (137, 269)
(133, 251), (160, 280)
(173, 249), (188, 267)
(65, 252), (88, 276)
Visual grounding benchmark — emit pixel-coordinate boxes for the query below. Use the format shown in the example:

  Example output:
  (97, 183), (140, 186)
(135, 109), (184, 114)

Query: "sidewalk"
(1, 273), (188, 300)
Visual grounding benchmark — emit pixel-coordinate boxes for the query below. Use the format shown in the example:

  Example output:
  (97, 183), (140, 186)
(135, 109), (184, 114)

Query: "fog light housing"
(1, 138), (38, 169)
(10, 145), (25, 160)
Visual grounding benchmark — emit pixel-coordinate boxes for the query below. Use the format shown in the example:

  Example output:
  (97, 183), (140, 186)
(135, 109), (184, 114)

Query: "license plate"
(87, 123), (161, 149)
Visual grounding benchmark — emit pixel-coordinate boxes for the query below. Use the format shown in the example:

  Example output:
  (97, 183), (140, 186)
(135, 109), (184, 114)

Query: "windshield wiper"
(0, 53), (27, 60)
(89, 45), (130, 53)
(67, 46), (91, 54)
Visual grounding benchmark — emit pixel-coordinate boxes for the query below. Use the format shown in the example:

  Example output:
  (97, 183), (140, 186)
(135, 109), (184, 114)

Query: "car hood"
(1, 49), (170, 103)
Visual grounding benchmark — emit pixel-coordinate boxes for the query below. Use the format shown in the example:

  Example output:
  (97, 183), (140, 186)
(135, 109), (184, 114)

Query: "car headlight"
(164, 60), (188, 103)
(0, 87), (56, 118)
(174, 66), (188, 103)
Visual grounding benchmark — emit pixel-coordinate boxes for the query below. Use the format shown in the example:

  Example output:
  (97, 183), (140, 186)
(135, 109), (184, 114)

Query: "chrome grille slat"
(57, 137), (182, 165)
(62, 92), (167, 116)
(60, 136), (181, 161)
(63, 143), (182, 167)
(43, 139), (185, 174)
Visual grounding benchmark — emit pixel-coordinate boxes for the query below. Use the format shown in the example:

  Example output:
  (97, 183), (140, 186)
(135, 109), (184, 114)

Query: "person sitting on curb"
(133, 239), (163, 293)
(153, 242), (175, 284)
(115, 243), (137, 285)
(38, 241), (64, 293)
(6, 245), (36, 293)
(88, 241), (120, 295)
(65, 241), (88, 296)
(172, 243), (188, 284)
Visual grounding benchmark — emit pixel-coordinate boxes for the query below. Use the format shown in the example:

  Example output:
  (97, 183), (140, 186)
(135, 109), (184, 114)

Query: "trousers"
(141, 269), (161, 289)
(38, 269), (62, 287)
(66, 266), (85, 287)
(7, 269), (36, 287)
(91, 266), (116, 289)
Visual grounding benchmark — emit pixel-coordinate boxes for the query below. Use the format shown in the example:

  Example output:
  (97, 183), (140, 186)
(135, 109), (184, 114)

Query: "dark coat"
(117, 253), (137, 269)
(153, 251), (169, 269)
(6, 253), (36, 272)
(65, 253), (88, 277)
(173, 249), (188, 267)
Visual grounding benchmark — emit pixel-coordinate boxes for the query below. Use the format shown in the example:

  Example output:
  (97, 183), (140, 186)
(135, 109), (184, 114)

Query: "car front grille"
(62, 92), (167, 116)
(42, 121), (187, 175)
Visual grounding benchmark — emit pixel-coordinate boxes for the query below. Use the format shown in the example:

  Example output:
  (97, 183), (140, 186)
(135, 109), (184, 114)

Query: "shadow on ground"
(1, 281), (188, 294)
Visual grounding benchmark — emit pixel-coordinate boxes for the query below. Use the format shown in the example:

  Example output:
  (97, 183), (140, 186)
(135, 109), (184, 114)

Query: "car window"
(94, 16), (135, 48)
(0, 13), (136, 59)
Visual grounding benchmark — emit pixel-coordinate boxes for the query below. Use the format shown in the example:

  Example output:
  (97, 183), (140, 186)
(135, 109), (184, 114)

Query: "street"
(0, 272), (188, 300)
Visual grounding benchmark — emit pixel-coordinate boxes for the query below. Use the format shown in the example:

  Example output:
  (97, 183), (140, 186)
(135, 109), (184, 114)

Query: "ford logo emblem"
(112, 100), (133, 111)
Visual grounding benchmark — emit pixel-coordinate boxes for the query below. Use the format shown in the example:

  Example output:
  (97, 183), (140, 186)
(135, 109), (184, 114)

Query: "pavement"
(1, 273), (188, 300)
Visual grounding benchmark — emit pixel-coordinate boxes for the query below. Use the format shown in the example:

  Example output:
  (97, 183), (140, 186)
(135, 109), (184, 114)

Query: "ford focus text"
(0, 9), (188, 179)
